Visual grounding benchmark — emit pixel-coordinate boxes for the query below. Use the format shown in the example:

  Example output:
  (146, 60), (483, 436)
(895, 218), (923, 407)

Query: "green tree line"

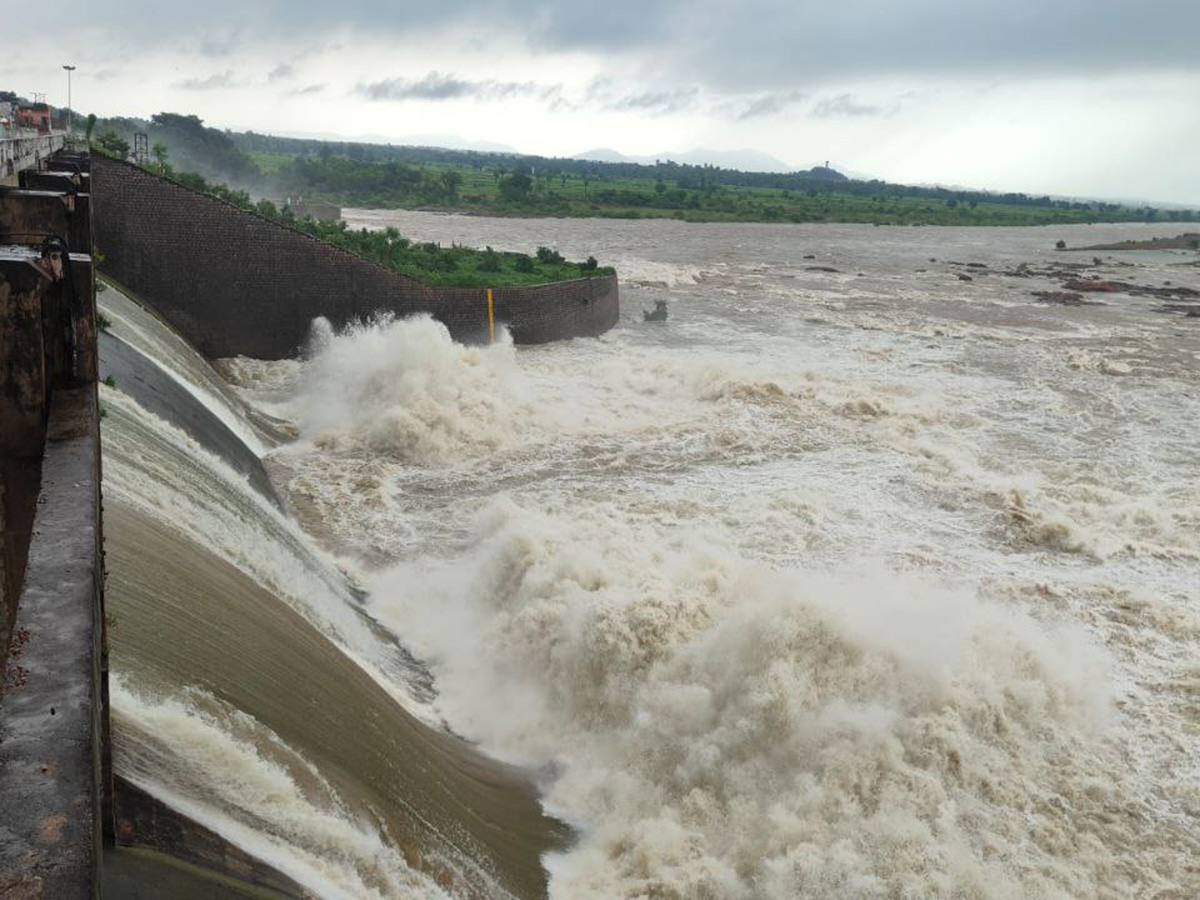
(79, 109), (1198, 226)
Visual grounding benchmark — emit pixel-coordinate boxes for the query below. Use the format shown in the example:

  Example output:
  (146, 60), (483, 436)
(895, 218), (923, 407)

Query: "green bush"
(536, 246), (565, 265)
(478, 247), (501, 271)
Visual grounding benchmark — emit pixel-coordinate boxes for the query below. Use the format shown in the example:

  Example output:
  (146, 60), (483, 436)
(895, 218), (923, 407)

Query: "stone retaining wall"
(91, 156), (619, 360)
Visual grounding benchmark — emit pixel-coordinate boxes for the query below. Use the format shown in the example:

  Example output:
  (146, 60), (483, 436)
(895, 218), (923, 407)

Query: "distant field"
(242, 150), (1173, 227)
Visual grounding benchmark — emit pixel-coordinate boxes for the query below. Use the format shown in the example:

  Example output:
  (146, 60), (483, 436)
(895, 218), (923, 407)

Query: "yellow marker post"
(486, 287), (496, 343)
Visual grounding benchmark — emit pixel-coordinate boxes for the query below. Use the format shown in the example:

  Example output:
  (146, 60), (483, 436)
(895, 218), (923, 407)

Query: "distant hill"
(575, 147), (796, 173)
(800, 165), (849, 182)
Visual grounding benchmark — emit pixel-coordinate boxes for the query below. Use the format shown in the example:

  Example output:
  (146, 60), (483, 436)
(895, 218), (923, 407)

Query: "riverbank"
(1062, 231), (1200, 252)
(323, 192), (1154, 227)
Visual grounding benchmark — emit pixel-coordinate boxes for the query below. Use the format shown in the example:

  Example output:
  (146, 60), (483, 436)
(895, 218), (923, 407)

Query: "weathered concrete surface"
(68, 255), (98, 386)
(0, 246), (97, 460)
(0, 153), (108, 895)
(0, 386), (105, 899)
(112, 777), (308, 898)
(0, 247), (55, 459)
(0, 194), (98, 673)
(42, 156), (90, 176)
(0, 189), (90, 255)
(0, 135), (67, 184)
(103, 846), (296, 900)
(18, 170), (86, 196)
(0, 458), (40, 680)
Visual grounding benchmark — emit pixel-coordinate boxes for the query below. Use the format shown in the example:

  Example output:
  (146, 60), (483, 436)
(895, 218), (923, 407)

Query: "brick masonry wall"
(90, 157), (619, 359)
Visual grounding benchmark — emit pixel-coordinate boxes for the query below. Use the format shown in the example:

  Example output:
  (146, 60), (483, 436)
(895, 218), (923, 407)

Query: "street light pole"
(62, 64), (75, 135)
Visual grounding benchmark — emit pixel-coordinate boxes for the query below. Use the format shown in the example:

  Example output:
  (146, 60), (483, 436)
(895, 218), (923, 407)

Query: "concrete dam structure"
(1, 147), (619, 898)
(90, 155), (619, 359)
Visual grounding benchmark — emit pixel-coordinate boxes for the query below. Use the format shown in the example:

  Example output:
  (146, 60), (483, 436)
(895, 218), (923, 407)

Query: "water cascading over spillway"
(97, 282), (568, 899)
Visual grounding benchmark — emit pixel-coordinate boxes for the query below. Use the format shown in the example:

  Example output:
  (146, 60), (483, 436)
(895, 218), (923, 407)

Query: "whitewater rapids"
(213, 215), (1200, 899)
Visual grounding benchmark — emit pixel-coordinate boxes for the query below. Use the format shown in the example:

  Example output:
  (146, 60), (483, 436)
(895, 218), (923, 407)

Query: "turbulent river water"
(106, 216), (1199, 899)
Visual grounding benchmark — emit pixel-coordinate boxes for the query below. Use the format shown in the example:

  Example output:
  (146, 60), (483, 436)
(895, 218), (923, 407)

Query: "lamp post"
(62, 64), (75, 135)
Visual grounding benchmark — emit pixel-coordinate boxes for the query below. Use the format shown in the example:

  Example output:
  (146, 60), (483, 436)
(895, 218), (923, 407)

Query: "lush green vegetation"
(158, 166), (610, 287)
(231, 127), (1200, 226)
(251, 151), (1183, 225)
(83, 109), (1200, 227)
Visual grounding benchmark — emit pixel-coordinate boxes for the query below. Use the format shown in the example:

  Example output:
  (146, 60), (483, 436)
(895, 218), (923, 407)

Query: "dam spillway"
(1, 148), (616, 897)
(97, 282), (568, 897)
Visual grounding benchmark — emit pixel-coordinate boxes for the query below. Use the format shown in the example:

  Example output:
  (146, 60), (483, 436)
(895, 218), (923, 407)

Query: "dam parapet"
(0, 148), (110, 898)
(0, 132), (67, 184)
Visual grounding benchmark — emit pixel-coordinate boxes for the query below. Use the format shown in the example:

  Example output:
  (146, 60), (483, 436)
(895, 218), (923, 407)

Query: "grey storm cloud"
(176, 71), (242, 91)
(357, 71), (543, 102)
(736, 90), (807, 121)
(267, 63), (295, 82)
(605, 87), (699, 115)
(810, 93), (885, 118)
(573, 78), (700, 115)
(62, 0), (1200, 93)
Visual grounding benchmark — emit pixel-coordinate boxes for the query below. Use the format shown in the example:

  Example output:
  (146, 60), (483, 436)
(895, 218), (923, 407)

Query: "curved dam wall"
(90, 156), (619, 360)
(4, 149), (576, 896)
(96, 281), (568, 898)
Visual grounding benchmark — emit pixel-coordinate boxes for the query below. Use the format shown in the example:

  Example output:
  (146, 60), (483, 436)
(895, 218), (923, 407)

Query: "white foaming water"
(101, 384), (434, 712)
(295, 314), (537, 464)
(99, 282), (272, 456)
(112, 675), (452, 900)
(240, 218), (1199, 898)
(368, 502), (1121, 899)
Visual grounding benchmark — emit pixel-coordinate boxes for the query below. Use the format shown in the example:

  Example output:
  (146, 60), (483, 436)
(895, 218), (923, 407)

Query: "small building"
(17, 103), (52, 134)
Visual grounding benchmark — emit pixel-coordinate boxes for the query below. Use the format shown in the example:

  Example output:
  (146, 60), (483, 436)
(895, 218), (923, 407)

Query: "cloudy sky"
(3, 0), (1199, 203)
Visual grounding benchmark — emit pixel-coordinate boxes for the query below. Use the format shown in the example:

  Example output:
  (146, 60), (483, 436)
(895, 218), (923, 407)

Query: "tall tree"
(151, 140), (170, 172)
